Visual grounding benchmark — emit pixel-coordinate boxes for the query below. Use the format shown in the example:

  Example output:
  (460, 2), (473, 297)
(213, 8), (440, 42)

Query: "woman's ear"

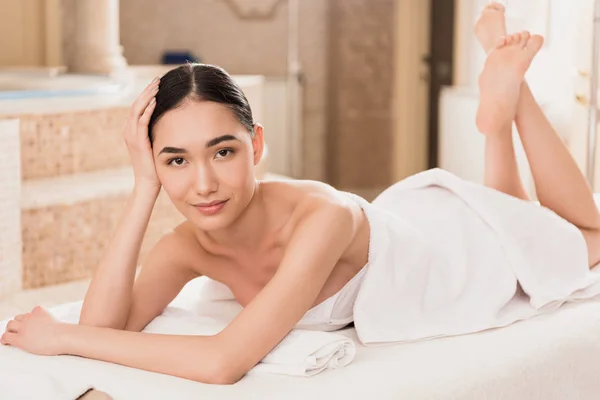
(251, 123), (265, 166)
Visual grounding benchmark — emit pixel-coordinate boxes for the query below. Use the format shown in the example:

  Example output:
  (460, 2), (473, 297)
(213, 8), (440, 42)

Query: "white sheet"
(2, 276), (600, 399)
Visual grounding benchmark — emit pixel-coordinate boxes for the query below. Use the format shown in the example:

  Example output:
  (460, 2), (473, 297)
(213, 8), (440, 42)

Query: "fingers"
(139, 97), (157, 128)
(6, 319), (21, 333)
(1, 332), (17, 346)
(130, 77), (160, 119)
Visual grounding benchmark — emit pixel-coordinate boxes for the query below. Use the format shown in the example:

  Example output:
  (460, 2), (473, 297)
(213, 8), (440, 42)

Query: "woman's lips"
(193, 200), (228, 215)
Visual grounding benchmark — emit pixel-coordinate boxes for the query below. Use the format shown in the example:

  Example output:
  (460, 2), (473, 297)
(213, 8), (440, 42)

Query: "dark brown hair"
(148, 63), (254, 145)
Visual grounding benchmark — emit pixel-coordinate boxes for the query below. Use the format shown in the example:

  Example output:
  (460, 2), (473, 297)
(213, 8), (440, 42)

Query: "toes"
(6, 320), (20, 333)
(487, 2), (506, 12)
(494, 36), (507, 49)
(504, 34), (516, 45)
(526, 35), (545, 56)
(1, 332), (17, 346)
(518, 31), (531, 48)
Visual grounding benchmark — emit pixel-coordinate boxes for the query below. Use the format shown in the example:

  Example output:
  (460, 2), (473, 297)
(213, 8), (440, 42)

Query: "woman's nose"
(193, 164), (218, 196)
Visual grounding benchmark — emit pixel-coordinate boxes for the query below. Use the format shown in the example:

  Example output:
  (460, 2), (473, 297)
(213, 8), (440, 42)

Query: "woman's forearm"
(58, 324), (231, 384)
(80, 185), (160, 329)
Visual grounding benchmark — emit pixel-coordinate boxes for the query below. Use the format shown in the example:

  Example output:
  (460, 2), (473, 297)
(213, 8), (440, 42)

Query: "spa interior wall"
(0, 0), (402, 304)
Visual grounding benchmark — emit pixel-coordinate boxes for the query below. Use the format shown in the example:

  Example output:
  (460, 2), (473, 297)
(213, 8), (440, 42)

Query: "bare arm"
(79, 186), (159, 329)
(63, 200), (355, 383)
(80, 78), (162, 329)
(216, 200), (356, 381)
(123, 233), (201, 332)
(4, 199), (356, 384)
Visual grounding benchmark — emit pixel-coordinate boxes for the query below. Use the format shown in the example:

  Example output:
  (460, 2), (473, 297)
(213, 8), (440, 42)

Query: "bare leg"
(475, 4), (529, 200)
(515, 81), (600, 266)
(476, 3), (600, 267)
(475, 32), (542, 202)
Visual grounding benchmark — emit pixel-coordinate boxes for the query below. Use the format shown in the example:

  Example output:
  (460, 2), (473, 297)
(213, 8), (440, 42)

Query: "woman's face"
(152, 100), (263, 231)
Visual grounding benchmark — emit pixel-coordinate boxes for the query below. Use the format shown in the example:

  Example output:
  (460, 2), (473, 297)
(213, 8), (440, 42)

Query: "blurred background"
(0, 0), (598, 314)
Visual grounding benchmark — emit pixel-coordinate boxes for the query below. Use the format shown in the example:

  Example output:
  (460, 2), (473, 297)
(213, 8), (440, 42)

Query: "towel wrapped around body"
(351, 168), (600, 345)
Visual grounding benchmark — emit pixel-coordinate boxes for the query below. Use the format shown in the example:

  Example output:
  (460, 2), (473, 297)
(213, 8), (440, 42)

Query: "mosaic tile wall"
(7, 108), (131, 180)
(21, 190), (184, 289)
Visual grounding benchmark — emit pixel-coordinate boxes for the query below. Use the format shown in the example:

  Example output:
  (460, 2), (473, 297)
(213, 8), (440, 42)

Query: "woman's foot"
(476, 32), (544, 135)
(475, 2), (507, 54)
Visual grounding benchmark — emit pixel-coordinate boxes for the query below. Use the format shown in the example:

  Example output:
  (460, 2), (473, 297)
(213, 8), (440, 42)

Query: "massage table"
(2, 275), (600, 399)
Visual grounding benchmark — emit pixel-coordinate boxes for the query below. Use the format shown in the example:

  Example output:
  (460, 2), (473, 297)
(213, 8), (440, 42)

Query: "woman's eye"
(168, 157), (186, 166)
(216, 149), (233, 158)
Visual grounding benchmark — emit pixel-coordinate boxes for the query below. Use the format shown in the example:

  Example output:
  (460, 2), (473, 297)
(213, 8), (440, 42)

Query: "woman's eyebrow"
(158, 146), (187, 155)
(205, 134), (240, 148)
(158, 135), (240, 155)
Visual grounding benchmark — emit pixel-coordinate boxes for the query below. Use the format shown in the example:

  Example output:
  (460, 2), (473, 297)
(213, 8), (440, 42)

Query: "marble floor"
(0, 278), (90, 321)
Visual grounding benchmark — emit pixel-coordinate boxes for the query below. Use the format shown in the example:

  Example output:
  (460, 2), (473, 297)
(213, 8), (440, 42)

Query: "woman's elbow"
(194, 361), (245, 385)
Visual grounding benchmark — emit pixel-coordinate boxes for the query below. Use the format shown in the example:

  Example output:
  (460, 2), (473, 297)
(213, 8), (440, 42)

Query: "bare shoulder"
(259, 178), (363, 228)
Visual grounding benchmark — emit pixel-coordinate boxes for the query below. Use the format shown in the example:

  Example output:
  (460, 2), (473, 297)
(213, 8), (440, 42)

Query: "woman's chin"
(187, 207), (237, 231)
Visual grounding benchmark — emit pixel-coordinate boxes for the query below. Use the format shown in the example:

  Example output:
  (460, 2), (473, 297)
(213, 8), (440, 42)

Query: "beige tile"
(22, 187), (183, 289)
(18, 109), (130, 180)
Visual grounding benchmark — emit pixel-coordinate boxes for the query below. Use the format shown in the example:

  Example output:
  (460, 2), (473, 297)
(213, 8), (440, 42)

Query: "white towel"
(0, 369), (94, 400)
(247, 330), (355, 377)
(0, 298), (355, 396)
(143, 308), (356, 377)
(349, 168), (600, 345)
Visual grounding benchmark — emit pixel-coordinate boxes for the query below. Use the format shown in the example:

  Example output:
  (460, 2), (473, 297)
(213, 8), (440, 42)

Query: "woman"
(3, 4), (600, 384)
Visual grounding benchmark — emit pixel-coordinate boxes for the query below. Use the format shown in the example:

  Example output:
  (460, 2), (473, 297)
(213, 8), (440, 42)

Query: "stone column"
(69, 0), (127, 75)
(0, 119), (22, 298)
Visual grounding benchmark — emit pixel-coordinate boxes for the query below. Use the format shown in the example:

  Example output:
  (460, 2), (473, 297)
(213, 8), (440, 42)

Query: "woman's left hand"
(1, 306), (67, 356)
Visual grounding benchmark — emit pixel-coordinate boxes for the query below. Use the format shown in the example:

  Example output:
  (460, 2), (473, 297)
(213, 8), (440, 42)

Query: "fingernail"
(150, 98), (156, 105)
(151, 76), (159, 83)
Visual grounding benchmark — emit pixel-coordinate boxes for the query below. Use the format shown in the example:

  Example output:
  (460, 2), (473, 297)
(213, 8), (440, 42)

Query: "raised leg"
(475, 3), (529, 200)
(476, 3), (600, 267)
(476, 32), (542, 202)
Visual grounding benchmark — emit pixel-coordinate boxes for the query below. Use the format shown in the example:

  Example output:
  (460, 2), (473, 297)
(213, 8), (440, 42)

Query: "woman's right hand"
(124, 77), (160, 193)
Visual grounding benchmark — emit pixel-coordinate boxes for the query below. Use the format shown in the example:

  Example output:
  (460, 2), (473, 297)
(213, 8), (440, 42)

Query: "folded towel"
(144, 310), (356, 377)
(0, 369), (94, 400)
(248, 329), (355, 377)
(1, 298), (355, 398)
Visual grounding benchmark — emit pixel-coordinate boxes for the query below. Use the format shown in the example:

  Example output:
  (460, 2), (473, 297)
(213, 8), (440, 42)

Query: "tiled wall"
(61, 0), (395, 188)
(22, 190), (184, 289)
(0, 119), (22, 297)
(8, 109), (131, 180)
